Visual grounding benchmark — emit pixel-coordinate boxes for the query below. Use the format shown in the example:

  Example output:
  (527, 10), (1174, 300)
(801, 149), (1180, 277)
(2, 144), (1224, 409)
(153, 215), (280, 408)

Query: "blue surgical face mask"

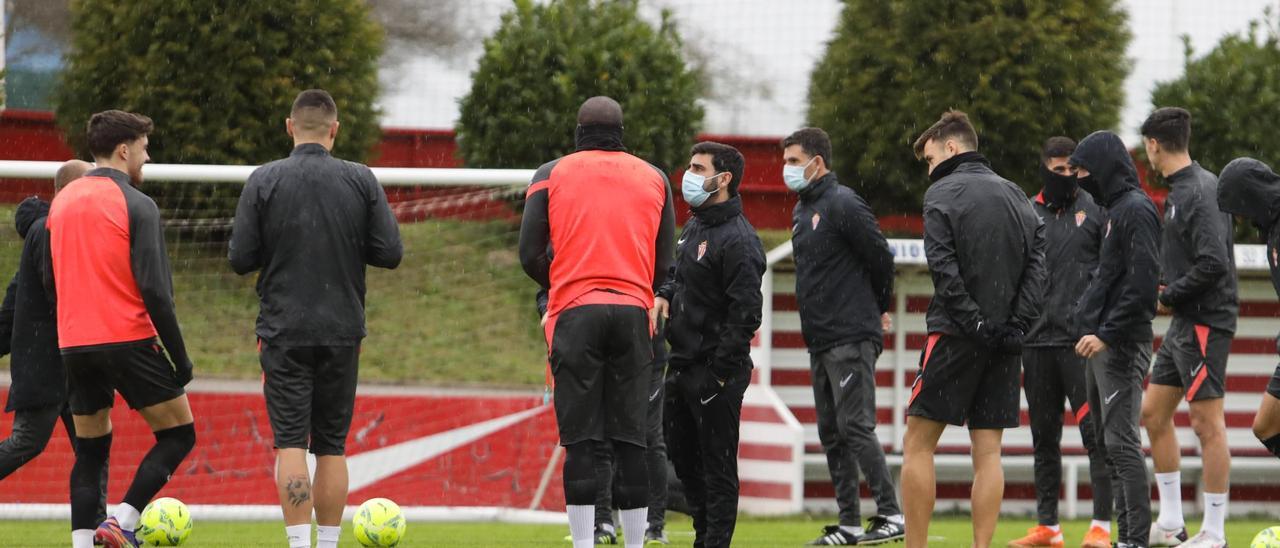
(682, 170), (722, 207)
(783, 156), (817, 191)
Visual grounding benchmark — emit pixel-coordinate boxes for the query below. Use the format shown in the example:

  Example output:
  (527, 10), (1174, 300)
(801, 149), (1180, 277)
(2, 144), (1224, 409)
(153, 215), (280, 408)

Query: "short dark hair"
(781, 127), (832, 168)
(86, 110), (153, 159)
(1140, 107), (1191, 152)
(1041, 136), (1076, 164)
(691, 141), (746, 196)
(913, 110), (978, 158)
(291, 89), (338, 133)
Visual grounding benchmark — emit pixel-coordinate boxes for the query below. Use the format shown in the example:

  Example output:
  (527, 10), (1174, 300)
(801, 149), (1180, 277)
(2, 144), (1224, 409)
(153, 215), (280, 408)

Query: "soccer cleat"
(1008, 525), (1064, 547)
(807, 525), (859, 545)
(1149, 523), (1189, 546)
(1177, 531), (1227, 548)
(93, 517), (139, 548)
(859, 515), (905, 545)
(1080, 525), (1111, 548)
(594, 524), (618, 545)
(644, 527), (669, 545)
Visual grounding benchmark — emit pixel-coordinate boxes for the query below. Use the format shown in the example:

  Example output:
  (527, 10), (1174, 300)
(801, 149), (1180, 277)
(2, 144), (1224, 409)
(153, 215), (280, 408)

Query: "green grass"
(1, 515), (1277, 547)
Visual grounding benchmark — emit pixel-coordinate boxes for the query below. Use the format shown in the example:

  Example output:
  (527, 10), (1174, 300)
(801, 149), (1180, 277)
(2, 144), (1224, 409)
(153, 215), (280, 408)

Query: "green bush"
(1152, 18), (1280, 177)
(54, 0), (383, 166)
(808, 1), (1130, 212)
(456, 0), (703, 173)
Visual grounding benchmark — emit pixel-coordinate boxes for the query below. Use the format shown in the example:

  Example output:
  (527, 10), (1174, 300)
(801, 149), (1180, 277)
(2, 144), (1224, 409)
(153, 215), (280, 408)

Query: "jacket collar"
(574, 124), (626, 152)
(291, 143), (332, 157)
(692, 195), (743, 226)
(928, 151), (989, 183)
(798, 172), (838, 202)
(1165, 161), (1201, 188)
(85, 167), (133, 187)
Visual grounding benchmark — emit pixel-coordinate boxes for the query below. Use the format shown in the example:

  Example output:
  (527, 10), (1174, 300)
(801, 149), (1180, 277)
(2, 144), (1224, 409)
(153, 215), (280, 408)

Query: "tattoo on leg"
(285, 474), (311, 508)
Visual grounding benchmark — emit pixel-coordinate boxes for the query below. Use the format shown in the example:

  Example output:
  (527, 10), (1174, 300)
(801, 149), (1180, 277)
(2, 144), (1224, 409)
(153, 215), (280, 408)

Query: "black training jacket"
(1026, 189), (1107, 347)
(1071, 131), (1161, 345)
(922, 153), (1047, 338)
(791, 173), (894, 352)
(1219, 158), (1280, 342)
(1158, 162), (1238, 333)
(0, 197), (65, 411)
(229, 143), (403, 346)
(657, 197), (765, 380)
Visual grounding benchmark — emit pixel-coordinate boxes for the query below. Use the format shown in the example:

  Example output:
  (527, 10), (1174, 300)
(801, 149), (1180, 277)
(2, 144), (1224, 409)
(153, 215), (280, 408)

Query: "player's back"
(47, 170), (158, 350)
(924, 160), (1040, 330)
(236, 144), (401, 345)
(542, 150), (668, 313)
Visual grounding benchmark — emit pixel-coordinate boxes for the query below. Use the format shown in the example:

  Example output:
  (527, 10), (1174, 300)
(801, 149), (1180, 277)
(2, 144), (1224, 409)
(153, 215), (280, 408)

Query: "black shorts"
(260, 341), (359, 456)
(1150, 317), (1231, 401)
(907, 333), (1020, 429)
(547, 304), (653, 447)
(1268, 364), (1280, 400)
(64, 341), (186, 415)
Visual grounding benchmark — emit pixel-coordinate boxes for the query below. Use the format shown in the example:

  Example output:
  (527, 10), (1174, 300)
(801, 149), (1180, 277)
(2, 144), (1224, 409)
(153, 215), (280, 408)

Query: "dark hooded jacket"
(922, 152), (1047, 338)
(790, 173), (895, 352)
(1070, 131), (1161, 345)
(1026, 179), (1108, 347)
(1219, 158), (1280, 323)
(657, 196), (765, 380)
(0, 197), (66, 411)
(1157, 162), (1237, 332)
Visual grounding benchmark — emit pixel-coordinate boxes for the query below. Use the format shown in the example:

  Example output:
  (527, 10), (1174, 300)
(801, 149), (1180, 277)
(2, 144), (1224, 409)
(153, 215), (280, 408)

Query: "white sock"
(316, 525), (340, 548)
(619, 508), (647, 548)
(1090, 519), (1111, 533)
(1154, 471), (1184, 528)
(1201, 492), (1227, 539)
(567, 505), (595, 548)
(71, 529), (95, 548)
(840, 525), (865, 537)
(1044, 523), (1061, 533)
(285, 524), (311, 548)
(885, 514), (904, 525)
(115, 503), (141, 531)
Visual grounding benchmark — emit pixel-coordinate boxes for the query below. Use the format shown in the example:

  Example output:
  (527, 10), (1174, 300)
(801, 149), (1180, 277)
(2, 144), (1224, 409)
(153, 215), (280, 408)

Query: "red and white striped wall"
(740, 240), (1280, 518)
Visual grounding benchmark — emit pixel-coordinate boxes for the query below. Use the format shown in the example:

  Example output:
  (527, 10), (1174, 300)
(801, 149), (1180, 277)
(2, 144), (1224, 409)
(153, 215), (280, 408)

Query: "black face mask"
(1040, 164), (1077, 209)
(1077, 173), (1104, 206)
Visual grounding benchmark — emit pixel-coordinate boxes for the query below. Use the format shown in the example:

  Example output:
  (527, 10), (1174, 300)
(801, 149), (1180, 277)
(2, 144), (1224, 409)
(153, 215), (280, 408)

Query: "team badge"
(697, 241), (708, 261)
(1075, 210), (1087, 227)
(811, 212), (821, 230)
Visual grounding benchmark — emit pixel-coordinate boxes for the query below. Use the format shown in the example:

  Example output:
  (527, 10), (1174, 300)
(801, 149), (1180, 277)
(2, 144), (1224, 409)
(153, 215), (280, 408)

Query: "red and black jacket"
(46, 167), (191, 372)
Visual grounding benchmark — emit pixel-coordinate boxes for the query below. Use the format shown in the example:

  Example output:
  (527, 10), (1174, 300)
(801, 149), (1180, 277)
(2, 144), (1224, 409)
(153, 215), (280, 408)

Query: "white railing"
(0, 160), (533, 187)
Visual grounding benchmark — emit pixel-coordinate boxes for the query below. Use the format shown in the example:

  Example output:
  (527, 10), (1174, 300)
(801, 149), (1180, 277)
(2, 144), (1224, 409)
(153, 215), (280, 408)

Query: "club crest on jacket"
(697, 240), (708, 261)
(811, 212), (821, 230)
(1075, 210), (1087, 227)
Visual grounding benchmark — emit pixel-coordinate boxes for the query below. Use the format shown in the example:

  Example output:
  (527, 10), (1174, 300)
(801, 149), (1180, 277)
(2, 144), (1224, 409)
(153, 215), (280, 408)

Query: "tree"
(1152, 17), (1280, 176)
(54, 0), (383, 165)
(456, 0), (703, 173)
(808, 1), (1130, 213)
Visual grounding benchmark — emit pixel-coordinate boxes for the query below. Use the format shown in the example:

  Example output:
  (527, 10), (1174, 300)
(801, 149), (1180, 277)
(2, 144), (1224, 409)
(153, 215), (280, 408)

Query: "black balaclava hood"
(1040, 163), (1078, 210)
(14, 196), (50, 239)
(1219, 157), (1280, 230)
(1068, 131), (1140, 208)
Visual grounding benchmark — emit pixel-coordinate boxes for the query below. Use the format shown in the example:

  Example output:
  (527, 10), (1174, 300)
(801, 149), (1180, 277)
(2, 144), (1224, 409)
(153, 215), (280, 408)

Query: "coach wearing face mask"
(653, 141), (765, 548)
(782, 128), (903, 546)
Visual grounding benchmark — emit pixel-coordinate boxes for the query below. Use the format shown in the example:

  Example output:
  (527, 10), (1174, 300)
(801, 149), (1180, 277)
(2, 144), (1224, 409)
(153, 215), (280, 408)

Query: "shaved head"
(577, 96), (623, 126)
(54, 159), (93, 192)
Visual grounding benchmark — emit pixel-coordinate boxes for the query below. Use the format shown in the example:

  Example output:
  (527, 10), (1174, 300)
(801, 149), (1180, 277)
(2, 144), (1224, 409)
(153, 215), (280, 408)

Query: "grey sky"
(380, 0), (1278, 148)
